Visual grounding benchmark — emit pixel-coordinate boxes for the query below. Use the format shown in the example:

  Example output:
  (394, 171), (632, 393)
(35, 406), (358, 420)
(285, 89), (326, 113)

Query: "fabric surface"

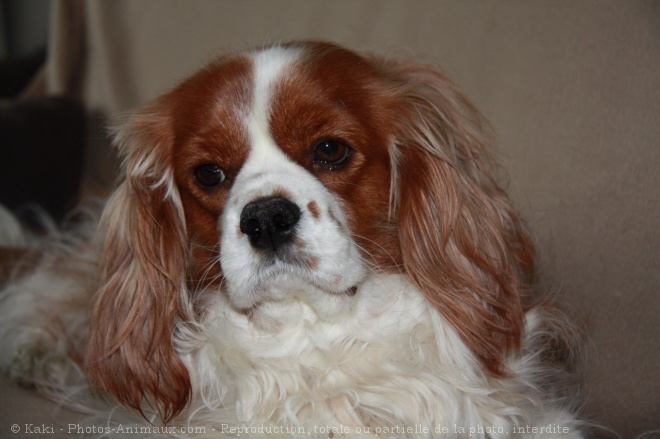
(2, 1), (658, 438)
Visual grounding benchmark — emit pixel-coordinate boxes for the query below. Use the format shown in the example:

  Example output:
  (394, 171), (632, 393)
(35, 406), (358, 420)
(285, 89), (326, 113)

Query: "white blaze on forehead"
(247, 46), (303, 161)
(220, 45), (367, 313)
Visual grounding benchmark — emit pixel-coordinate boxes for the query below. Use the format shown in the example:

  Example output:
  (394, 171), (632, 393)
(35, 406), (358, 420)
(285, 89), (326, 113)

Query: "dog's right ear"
(86, 103), (191, 423)
(389, 62), (536, 376)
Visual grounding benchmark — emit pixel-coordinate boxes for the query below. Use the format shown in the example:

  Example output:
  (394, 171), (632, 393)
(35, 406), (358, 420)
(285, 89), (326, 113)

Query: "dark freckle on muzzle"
(307, 201), (320, 220)
(239, 196), (301, 253)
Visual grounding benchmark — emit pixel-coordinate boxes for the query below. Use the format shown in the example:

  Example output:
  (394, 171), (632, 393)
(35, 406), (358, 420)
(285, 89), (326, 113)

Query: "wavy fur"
(0, 41), (584, 438)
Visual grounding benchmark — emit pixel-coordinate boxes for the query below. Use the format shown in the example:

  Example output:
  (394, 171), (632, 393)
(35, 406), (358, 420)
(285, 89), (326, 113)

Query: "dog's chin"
(226, 269), (362, 320)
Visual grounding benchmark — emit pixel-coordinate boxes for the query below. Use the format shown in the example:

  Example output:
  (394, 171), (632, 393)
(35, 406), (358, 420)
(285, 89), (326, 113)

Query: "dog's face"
(169, 45), (397, 311)
(88, 42), (534, 422)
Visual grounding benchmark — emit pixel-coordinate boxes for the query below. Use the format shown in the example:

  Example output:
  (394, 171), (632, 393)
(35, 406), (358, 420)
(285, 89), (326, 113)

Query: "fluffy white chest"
(179, 274), (486, 432)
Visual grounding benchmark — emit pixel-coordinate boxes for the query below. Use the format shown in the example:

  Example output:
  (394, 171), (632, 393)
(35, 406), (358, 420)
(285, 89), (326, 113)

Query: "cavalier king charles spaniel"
(0, 41), (584, 438)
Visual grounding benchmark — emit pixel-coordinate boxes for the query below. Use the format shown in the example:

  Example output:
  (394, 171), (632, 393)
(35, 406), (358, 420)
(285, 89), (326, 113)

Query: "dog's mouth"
(224, 255), (363, 313)
(237, 279), (363, 330)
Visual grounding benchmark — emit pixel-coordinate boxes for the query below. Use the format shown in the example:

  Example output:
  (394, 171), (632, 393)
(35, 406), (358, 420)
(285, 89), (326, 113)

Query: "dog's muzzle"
(239, 196), (301, 253)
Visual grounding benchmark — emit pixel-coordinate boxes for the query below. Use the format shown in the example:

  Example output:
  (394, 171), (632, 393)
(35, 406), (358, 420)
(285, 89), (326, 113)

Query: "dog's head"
(86, 41), (534, 421)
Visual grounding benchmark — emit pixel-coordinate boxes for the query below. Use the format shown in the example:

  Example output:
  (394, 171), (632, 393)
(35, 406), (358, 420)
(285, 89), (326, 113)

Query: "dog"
(0, 41), (584, 438)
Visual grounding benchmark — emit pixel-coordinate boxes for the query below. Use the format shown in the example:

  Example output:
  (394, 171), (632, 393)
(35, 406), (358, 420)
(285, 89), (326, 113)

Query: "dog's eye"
(313, 140), (352, 169)
(194, 164), (225, 189)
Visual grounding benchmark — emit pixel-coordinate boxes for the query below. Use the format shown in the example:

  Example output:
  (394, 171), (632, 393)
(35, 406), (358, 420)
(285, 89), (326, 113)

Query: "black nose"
(239, 196), (301, 252)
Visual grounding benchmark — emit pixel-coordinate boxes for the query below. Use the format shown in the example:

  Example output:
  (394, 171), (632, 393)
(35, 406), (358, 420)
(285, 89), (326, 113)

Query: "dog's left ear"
(390, 63), (536, 375)
(86, 103), (191, 423)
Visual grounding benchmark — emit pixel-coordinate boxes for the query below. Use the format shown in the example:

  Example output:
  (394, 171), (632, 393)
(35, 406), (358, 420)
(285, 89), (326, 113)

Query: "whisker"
(350, 232), (404, 273)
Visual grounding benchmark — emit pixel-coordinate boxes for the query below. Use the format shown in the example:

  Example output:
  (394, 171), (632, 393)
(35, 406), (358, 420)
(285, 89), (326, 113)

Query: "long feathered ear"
(86, 104), (191, 422)
(391, 63), (536, 375)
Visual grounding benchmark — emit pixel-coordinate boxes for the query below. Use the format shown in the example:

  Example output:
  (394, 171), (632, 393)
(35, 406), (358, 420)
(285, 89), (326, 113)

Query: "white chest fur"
(179, 274), (508, 435)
